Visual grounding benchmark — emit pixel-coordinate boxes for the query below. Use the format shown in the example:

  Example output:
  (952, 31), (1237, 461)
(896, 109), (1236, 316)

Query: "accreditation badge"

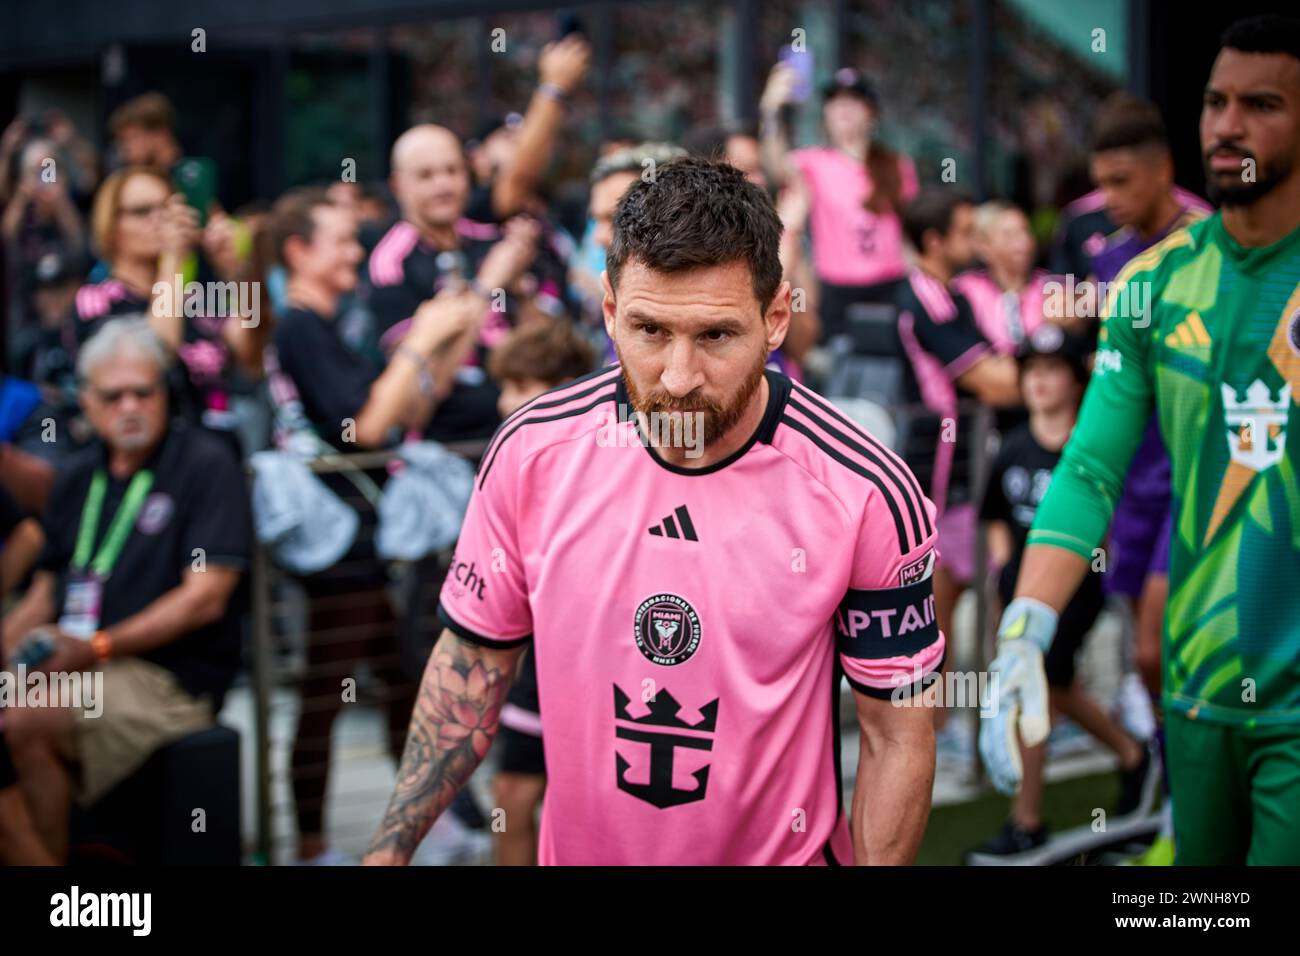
(59, 572), (104, 639)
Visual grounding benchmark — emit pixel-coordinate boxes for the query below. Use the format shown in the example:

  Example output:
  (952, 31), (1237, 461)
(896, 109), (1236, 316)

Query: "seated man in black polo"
(1, 317), (250, 862)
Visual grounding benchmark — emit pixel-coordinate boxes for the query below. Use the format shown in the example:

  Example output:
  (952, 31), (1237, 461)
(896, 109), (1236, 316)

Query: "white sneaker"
(411, 812), (493, 866)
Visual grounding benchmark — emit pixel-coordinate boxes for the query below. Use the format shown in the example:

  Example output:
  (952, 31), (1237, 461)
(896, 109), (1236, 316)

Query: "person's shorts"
(497, 724), (546, 776)
(498, 648), (544, 776)
(74, 657), (212, 805)
(1165, 711), (1300, 864)
(936, 503), (977, 586)
(1043, 590), (1104, 688)
(1104, 503), (1172, 599)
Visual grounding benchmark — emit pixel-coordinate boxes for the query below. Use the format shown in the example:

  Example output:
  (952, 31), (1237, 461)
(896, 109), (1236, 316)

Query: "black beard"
(1204, 154), (1293, 207)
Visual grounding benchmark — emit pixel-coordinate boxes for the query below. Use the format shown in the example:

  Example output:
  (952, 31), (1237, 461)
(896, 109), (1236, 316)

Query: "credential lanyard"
(71, 469), (154, 579)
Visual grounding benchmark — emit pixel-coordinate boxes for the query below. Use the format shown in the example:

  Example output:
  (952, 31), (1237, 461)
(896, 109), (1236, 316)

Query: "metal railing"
(246, 438), (489, 864)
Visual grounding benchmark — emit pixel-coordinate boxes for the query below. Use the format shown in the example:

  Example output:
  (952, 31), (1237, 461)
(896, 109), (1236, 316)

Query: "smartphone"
(174, 156), (218, 226)
(778, 45), (814, 104)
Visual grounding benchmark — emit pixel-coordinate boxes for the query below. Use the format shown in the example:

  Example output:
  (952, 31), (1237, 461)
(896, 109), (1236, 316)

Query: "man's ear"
(920, 228), (937, 259)
(601, 270), (617, 340)
(764, 280), (792, 353)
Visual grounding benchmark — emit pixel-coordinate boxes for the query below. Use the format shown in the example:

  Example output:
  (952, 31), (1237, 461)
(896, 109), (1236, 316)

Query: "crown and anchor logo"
(613, 684), (719, 808)
(1222, 379), (1291, 471)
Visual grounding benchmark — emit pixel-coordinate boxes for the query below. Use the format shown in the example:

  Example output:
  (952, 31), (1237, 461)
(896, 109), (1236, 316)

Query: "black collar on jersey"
(613, 366), (792, 476)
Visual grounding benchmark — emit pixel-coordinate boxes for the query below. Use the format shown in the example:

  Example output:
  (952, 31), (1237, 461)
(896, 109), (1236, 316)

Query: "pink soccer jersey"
(950, 268), (1056, 355)
(793, 146), (920, 286)
(438, 365), (944, 865)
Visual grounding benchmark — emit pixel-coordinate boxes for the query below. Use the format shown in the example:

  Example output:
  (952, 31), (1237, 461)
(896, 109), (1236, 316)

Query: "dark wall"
(1146, 1), (1298, 196)
(105, 45), (267, 209)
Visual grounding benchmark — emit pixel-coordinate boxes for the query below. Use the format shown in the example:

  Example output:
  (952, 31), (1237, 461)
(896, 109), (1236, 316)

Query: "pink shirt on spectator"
(793, 146), (919, 287)
(950, 268), (1057, 355)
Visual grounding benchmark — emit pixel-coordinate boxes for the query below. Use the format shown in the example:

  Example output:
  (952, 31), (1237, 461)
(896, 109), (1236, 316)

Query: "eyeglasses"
(91, 384), (161, 404)
(117, 201), (167, 220)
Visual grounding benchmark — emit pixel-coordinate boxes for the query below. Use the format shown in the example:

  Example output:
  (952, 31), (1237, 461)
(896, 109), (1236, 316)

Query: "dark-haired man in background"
(893, 190), (1020, 747)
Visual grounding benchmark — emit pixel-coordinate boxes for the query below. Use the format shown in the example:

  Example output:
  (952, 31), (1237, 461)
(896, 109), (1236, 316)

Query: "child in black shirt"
(971, 326), (1151, 859)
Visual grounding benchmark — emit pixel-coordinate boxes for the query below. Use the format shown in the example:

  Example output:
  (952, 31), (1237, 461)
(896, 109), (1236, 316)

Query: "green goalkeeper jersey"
(1029, 212), (1300, 727)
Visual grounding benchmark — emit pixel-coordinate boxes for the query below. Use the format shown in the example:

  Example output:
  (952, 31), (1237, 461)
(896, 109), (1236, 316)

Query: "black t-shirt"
(363, 221), (500, 442)
(70, 278), (150, 347)
(893, 271), (994, 509)
(271, 305), (392, 589)
(980, 423), (1104, 607)
(273, 305), (382, 451)
(36, 420), (251, 700)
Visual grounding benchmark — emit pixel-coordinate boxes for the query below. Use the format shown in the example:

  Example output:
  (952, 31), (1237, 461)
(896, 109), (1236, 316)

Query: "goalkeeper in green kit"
(980, 14), (1300, 865)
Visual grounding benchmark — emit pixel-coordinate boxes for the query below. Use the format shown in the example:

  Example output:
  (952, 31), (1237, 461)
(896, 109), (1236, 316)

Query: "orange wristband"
(90, 630), (113, 662)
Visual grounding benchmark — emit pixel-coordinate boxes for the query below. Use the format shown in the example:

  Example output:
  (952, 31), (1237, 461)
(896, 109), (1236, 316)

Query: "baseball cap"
(33, 252), (83, 288)
(1015, 324), (1091, 382)
(469, 112), (524, 148)
(822, 68), (880, 107)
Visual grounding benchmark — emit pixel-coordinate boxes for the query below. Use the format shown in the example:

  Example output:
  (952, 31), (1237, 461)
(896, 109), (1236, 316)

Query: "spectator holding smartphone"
(760, 65), (918, 341)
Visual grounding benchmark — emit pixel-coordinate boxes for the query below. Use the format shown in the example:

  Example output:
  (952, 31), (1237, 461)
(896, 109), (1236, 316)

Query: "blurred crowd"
(0, 28), (1194, 865)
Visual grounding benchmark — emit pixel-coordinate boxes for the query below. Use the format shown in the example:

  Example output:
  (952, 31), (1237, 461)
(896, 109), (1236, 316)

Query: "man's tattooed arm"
(363, 629), (525, 864)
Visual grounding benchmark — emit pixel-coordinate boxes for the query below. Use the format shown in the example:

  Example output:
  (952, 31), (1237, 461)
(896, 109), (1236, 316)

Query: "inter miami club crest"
(136, 492), (174, 535)
(634, 593), (701, 666)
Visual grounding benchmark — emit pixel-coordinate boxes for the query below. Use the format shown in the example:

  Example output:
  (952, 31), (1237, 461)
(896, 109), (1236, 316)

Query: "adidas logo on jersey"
(647, 505), (698, 541)
(1165, 310), (1212, 358)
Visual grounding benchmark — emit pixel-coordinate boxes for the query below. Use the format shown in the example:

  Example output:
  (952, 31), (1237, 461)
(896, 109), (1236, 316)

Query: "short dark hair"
(606, 157), (783, 311)
(1222, 15), (1300, 62)
(488, 317), (596, 386)
(108, 92), (176, 136)
(1088, 91), (1169, 154)
(265, 187), (332, 268)
(901, 188), (973, 252)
